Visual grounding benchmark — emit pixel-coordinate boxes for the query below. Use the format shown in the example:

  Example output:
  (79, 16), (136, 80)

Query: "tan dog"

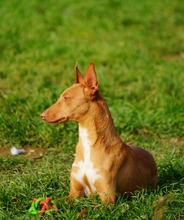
(41, 62), (157, 204)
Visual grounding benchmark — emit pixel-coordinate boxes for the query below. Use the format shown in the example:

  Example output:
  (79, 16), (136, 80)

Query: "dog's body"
(41, 63), (157, 204)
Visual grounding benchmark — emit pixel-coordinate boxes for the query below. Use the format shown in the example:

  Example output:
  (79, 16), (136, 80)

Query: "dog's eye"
(63, 96), (71, 100)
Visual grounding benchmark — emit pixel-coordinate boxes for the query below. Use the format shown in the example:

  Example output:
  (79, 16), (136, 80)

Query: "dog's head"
(40, 62), (99, 123)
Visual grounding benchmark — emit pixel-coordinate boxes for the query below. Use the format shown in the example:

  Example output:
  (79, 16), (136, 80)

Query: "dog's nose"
(40, 112), (46, 120)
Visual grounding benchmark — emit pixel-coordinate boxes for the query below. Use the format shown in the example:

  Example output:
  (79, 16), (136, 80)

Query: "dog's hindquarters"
(116, 146), (157, 195)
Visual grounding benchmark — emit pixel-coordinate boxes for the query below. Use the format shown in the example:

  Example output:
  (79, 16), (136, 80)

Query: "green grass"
(0, 0), (184, 219)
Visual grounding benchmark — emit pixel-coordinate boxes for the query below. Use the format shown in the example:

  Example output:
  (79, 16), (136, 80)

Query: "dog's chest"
(72, 126), (101, 196)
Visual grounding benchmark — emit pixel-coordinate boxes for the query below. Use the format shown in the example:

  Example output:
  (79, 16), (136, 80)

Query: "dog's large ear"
(75, 61), (84, 84)
(84, 62), (98, 96)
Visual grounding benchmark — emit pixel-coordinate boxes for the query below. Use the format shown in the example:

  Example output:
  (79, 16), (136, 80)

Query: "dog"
(40, 62), (157, 204)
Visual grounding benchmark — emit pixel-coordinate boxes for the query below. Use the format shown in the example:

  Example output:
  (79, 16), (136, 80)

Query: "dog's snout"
(40, 112), (46, 120)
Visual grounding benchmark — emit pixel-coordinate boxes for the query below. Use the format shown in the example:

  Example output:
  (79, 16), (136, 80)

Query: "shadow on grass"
(158, 159), (184, 189)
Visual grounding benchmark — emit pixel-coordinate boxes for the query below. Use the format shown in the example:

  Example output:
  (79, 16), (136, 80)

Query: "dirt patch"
(169, 137), (184, 146)
(0, 147), (49, 159)
(158, 137), (184, 156)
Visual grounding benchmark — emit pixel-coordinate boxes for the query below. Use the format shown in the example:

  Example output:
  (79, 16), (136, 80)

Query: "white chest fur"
(72, 126), (101, 196)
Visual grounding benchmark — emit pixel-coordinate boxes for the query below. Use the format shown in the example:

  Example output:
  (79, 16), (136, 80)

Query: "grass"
(0, 0), (184, 219)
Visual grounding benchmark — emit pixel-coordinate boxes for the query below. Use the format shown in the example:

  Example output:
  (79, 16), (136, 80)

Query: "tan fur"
(41, 62), (157, 204)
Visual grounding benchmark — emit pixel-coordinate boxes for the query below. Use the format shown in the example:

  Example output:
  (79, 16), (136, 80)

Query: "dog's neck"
(78, 95), (123, 148)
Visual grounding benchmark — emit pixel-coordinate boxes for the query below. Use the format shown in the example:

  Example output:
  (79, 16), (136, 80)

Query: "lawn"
(0, 0), (184, 219)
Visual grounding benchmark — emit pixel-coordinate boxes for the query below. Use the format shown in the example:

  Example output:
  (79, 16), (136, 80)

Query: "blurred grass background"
(0, 0), (184, 219)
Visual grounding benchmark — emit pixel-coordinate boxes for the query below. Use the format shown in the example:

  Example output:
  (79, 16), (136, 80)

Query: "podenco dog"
(41, 62), (157, 204)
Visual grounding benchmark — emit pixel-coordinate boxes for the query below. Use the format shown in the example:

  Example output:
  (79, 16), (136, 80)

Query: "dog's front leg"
(69, 172), (84, 198)
(95, 179), (116, 204)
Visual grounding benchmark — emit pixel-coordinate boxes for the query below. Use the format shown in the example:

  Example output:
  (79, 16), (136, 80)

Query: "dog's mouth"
(49, 117), (67, 124)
